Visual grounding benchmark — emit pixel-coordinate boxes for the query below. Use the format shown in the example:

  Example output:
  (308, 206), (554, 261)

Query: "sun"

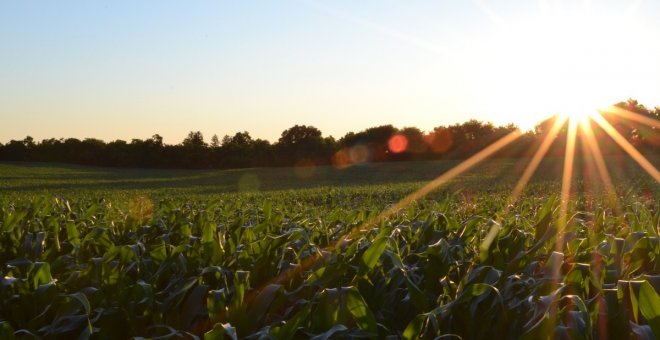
(555, 99), (601, 127)
(468, 3), (653, 132)
(502, 102), (599, 132)
(577, 111), (596, 127)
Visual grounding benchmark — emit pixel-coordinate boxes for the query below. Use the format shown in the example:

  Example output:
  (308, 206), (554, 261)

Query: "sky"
(2, 0), (660, 144)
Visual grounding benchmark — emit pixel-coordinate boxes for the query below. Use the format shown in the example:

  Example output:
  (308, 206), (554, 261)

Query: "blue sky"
(2, 1), (659, 143)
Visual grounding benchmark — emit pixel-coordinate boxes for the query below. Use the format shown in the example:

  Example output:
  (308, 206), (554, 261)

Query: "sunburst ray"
(579, 118), (620, 212)
(601, 105), (660, 131)
(510, 115), (568, 203)
(557, 117), (579, 251)
(547, 115), (579, 332)
(591, 112), (660, 182)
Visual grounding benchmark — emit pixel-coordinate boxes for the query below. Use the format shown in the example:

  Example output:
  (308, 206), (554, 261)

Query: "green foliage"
(0, 164), (659, 338)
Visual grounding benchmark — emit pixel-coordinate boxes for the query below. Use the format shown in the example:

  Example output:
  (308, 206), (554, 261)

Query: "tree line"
(1, 99), (658, 169)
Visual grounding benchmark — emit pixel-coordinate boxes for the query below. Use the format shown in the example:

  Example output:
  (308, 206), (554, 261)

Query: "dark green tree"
(182, 131), (206, 148)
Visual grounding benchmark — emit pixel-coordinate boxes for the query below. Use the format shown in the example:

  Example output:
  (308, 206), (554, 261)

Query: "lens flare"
(388, 134), (408, 154)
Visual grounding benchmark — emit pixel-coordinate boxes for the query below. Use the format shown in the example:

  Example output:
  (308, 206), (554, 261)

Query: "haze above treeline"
(1, 99), (659, 170)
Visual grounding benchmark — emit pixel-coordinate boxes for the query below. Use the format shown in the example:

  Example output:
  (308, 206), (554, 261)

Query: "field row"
(1, 183), (659, 338)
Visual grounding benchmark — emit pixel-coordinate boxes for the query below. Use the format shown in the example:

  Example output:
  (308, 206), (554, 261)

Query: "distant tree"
(616, 98), (650, 115)
(150, 134), (163, 147)
(211, 134), (220, 148)
(534, 115), (557, 136)
(216, 131), (257, 168)
(223, 131), (253, 147)
(426, 126), (454, 155)
(338, 125), (397, 162)
(2, 140), (29, 161)
(611, 99), (660, 149)
(81, 138), (106, 164)
(182, 131), (206, 148)
(23, 136), (35, 149)
(251, 138), (273, 166)
(323, 136), (337, 152)
(362, 125), (397, 146)
(400, 127), (427, 154)
(441, 120), (501, 158)
(277, 125), (328, 165)
(461, 120), (494, 141)
(278, 125), (322, 146)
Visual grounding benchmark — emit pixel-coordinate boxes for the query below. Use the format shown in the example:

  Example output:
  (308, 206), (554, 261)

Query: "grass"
(1, 155), (655, 195)
(0, 159), (502, 193)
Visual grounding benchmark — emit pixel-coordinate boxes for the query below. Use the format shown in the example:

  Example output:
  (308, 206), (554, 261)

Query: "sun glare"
(559, 107), (597, 127)
(472, 4), (653, 131)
